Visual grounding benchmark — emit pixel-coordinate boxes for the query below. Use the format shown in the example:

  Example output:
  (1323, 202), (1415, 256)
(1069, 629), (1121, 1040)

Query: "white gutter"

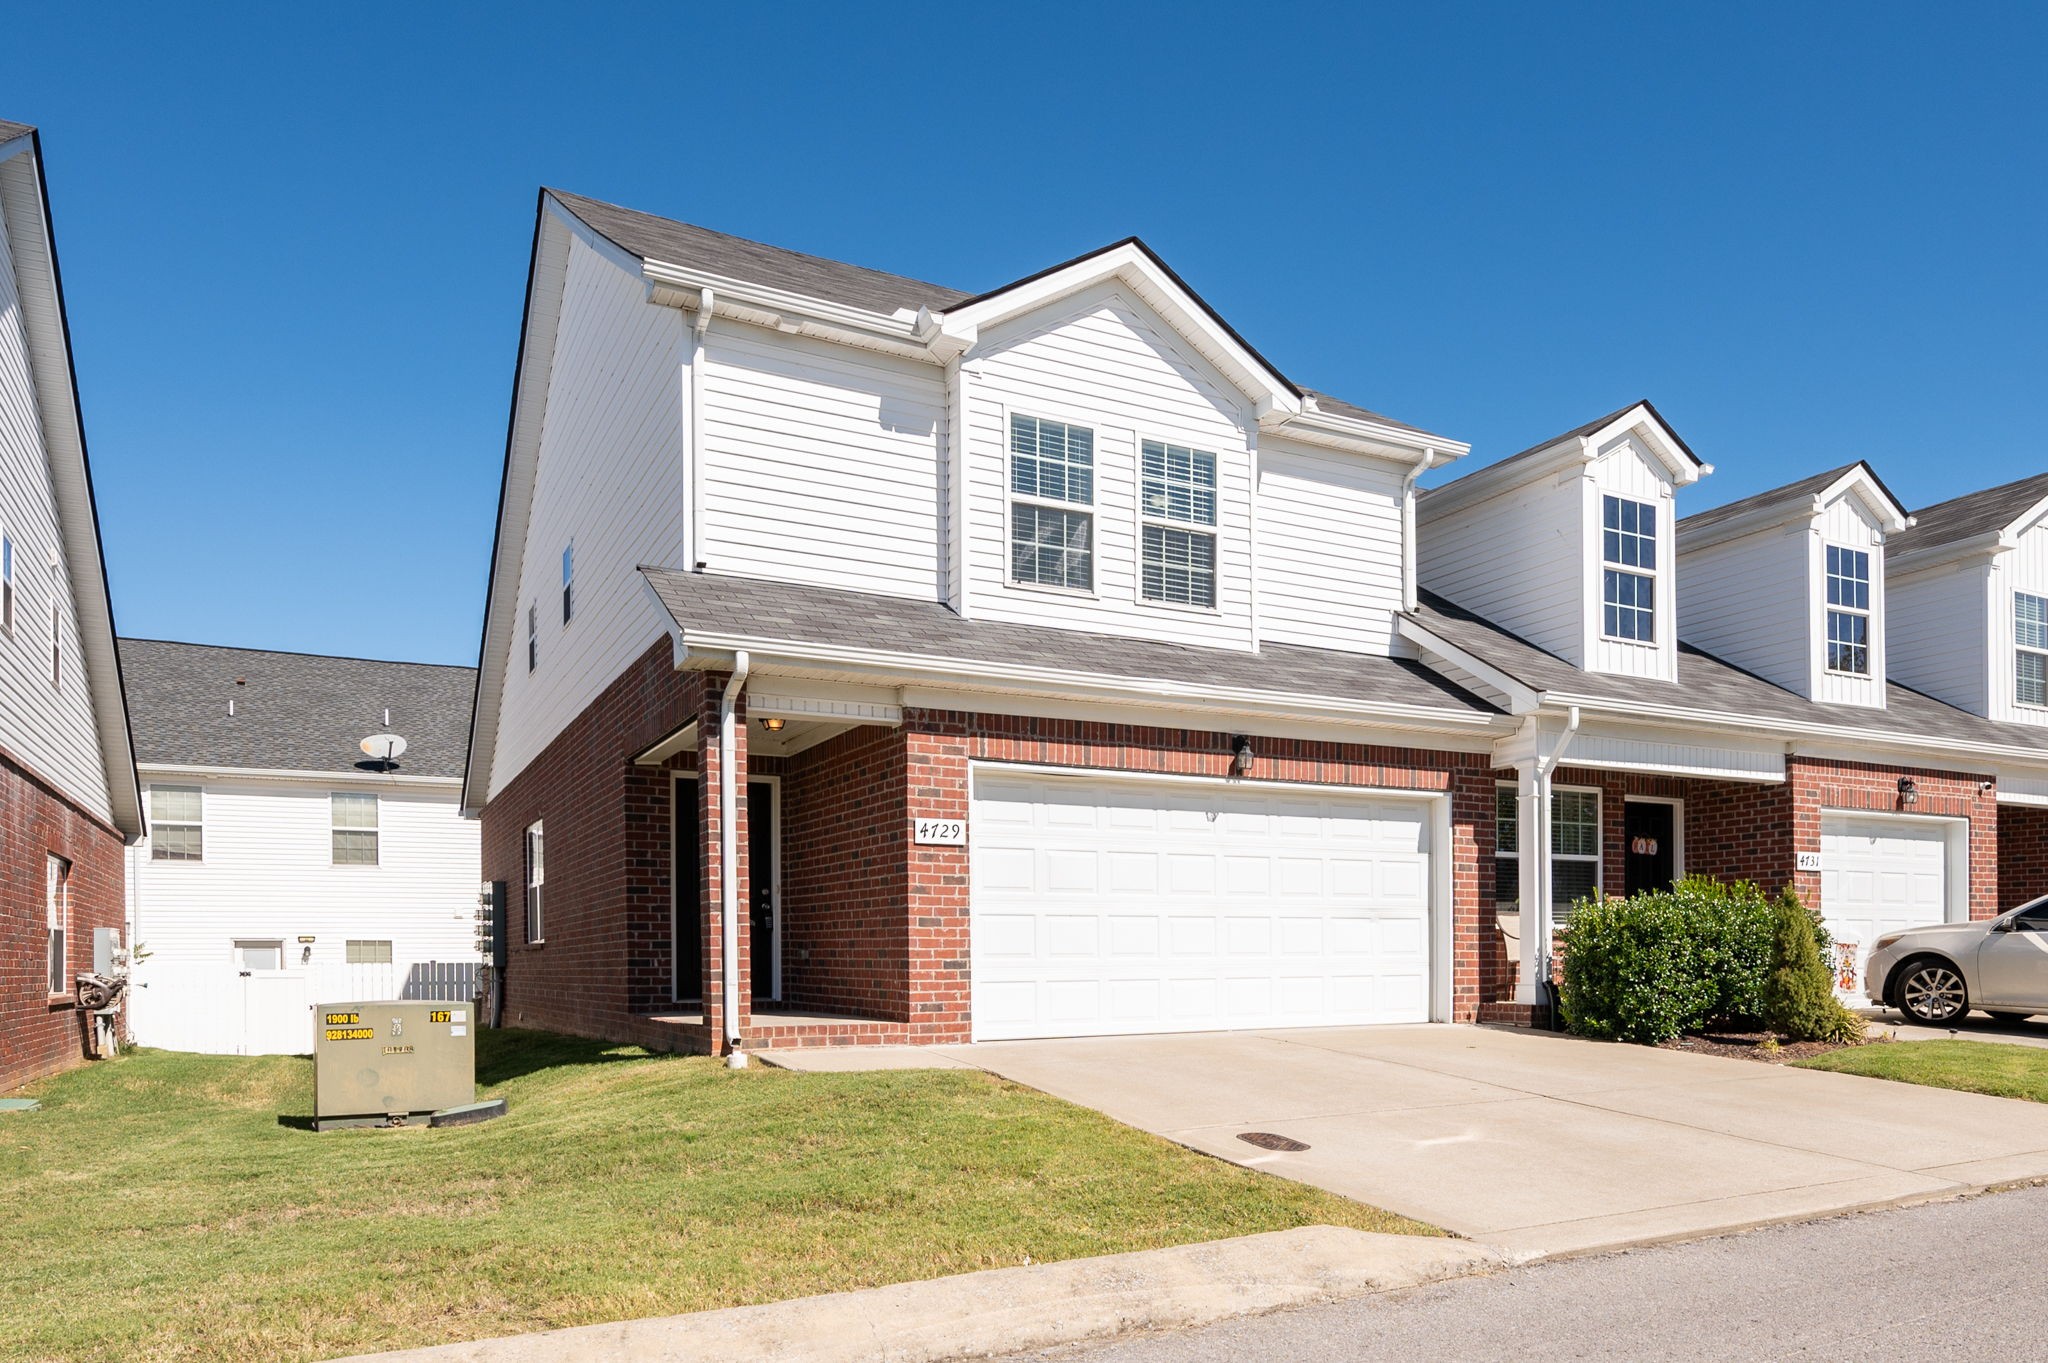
(1401, 449), (1439, 611)
(719, 650), (750, 1067)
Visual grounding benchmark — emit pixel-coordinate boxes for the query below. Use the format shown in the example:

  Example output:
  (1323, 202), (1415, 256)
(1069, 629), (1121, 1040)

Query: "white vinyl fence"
(131, 958), (480, 1055)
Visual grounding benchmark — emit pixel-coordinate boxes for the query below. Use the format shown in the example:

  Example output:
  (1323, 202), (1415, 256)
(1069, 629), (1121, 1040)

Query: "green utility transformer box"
(313, 1000), (475, 1130)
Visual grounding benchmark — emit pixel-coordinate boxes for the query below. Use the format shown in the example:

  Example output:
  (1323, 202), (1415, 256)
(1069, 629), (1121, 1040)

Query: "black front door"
(1624, 801), (1677, 896)
(749, 781), (776, 1001)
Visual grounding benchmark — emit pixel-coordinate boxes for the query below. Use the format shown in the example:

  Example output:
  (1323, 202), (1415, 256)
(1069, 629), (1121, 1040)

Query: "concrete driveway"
(923, 1026), (2048, 1259)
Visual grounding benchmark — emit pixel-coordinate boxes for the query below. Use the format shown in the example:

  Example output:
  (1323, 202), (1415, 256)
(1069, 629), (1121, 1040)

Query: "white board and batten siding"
(1418, 471), (1584, 663)
(1676, 523), (1811, 695)
(1993, 521), (2048, 726)
(960, 282), (1257, 651)
(1256, 435), (1407, 654)
(1889, 560), (1992, 717)
(0, 185), (110, 820)
(969, 768), (1436, 1040)
(699, 323), (943, 596)
(1583, 437), (1679, 682)
(1810, 495), (1886, 707)
(127, 776), (482, 1055)
(489, 233), (688, 801)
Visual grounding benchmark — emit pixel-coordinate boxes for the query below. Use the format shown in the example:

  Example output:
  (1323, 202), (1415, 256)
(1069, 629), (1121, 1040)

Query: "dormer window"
(2017, 592), (2048, 708)
(1825, 545), (1871, 675)
(1140, 439), (1218, 608)
(1600, 495), (1656, 642)
(1008, 414), (1094, 592)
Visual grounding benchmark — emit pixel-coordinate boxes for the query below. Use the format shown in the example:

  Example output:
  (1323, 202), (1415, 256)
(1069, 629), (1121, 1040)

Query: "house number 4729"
(913, 818), (966, 846)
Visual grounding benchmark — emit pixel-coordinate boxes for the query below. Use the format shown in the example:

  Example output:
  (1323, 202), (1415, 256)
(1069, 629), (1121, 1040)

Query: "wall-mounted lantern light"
(1897, 776), (1918, 808)
(1232, 736), (1255, 777)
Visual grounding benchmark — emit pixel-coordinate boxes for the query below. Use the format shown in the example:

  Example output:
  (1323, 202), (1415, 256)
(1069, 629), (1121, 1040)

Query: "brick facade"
(2001, 805), (2048, 909)
(1, 747), (126, 1091)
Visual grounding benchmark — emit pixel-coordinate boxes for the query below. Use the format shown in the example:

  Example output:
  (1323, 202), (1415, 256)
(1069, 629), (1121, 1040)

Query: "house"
(464, 189), (2048, 1054)
(0, 120), (143, 1090)
(120, 639), (481, 1055)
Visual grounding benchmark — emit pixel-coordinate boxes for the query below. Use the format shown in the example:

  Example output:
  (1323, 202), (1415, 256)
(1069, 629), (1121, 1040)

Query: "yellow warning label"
(430, 1010), (451, 1024)
(325, 1027), (376, 1042)
(324, 1011), (361, 1026)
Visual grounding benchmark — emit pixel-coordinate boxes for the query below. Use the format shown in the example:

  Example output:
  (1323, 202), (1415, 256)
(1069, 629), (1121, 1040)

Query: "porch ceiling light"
(1897, 776), (1918, 808)
(1232, 736), (1255, 776)
(761, 716), (786, 732)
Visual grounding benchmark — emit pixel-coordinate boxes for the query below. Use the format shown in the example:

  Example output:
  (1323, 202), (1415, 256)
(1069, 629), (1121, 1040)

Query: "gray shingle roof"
(1890, 470), (2048, 558)
(118, 639), (476, 778)
(1432, 400), (1701, 496)
(1676, 463), (1863, 536)
(0, 119), (34, 142)
(1406, 591), (2048, 759)
(545, 190), (1448, 443)
(641, 568), (1501, 720)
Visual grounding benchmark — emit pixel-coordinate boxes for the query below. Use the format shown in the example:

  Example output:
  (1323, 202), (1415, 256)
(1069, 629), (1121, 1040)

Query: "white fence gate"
(132, 959), (480, 1056)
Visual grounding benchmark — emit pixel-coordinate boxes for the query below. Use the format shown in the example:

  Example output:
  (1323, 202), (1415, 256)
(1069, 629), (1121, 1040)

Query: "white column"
(1514, 760), (1551, 1005)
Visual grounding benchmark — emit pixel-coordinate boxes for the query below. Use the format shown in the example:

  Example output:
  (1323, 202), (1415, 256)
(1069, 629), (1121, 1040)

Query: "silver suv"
(1866, 895), (2048, 1025)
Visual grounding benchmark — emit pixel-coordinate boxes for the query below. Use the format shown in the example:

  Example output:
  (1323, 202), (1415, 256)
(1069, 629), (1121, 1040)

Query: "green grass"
(0, 1030), (1431, 1362)
(1795, 1039), (2048, 1102)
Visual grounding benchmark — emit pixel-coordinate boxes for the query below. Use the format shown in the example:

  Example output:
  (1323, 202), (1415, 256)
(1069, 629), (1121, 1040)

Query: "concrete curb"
(333, 1226), (1502, 1363)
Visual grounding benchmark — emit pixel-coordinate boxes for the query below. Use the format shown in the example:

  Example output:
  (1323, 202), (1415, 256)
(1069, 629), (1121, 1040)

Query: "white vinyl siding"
(331, 792), (379, 866)
(125, 777), (483, 1055)
(1888, 559), (1993, 718)
(1811, 497), (1886, 707)
(1255, 437), (1406, 654)
(962, 282), (1255, 650)
(0, 188), (110, 819)
(488, 231), (688, 801)
(1677, 522), (1814, 696)
(149, 784), (204, 861)
(1419, 472), (1586, 663)
(1990, 522), (2048, 725)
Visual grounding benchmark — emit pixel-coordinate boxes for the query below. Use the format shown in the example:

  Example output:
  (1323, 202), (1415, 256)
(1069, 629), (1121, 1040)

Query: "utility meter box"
(314, 1001), (475, 1130)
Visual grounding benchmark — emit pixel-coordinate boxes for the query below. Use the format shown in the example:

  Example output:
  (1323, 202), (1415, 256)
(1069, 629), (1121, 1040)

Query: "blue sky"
(6, 3), (2043, 665)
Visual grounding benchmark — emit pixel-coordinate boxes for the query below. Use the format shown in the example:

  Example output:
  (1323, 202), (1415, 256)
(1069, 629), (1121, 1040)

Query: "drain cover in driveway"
(1236, 1131), (1309, 1152)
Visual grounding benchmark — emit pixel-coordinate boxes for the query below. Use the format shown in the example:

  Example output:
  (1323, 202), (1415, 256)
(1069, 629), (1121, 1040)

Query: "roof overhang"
(1889, 490), (2048, 574)
(1679, 461), (1913, 553)
(139, 761), (462, 790)
(0, 129), (143, 841)
(1422, 401), (1705, 519)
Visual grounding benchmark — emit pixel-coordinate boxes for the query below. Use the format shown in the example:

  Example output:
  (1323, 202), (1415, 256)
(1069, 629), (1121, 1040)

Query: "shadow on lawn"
(474, 1027), (659, 1085)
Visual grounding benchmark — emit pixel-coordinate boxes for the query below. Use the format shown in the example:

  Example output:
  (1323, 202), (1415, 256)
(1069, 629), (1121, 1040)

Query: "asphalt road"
(1000, 1184), (2048, 1363)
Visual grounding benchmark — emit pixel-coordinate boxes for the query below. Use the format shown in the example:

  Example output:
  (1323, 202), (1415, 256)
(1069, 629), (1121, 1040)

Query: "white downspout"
(720, 650), (750, 1067)
(1401, 449), (1439, 611)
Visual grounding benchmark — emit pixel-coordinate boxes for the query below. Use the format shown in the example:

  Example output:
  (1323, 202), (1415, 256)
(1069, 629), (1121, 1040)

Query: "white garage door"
(970, 770), (1434, 1041)
(1820, 815), (1955, 998)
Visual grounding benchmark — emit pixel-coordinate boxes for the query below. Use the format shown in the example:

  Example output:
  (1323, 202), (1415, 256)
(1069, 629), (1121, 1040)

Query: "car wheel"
(1987, 1011), (2034, 1025)
(1897, 958), (1969, 1024)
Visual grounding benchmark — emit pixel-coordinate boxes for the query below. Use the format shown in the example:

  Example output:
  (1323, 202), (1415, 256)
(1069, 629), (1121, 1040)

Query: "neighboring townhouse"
(1411, 429), (2048, 1016)
(1886, 471), (2048, 907)
(121, 639), (481, 1055)
(0, 120), (144, 1090)
(464, 189), (2048, 1053)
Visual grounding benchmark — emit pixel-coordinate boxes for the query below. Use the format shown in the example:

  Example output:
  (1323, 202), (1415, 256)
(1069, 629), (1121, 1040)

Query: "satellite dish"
(359, 733), (408, 764)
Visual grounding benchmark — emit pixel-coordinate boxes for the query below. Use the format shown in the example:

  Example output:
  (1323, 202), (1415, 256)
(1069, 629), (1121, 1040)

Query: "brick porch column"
(698, 671), (751, 1050)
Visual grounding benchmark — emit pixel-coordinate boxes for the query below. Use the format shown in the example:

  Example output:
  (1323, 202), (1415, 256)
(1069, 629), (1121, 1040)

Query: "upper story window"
(1601, 495), (1657, 642)
(331, 792), (379, 866)
(561, 543), (574, 624)
(1140, 439), (1218, 608)
(526, 603), (538, 672)
(2017, 591), (2048, 708)
(1, 533), (13, 635)
(1825, 545), (1871, 675)
(149, 785), (204, 861)
(1008, 414), (1094, 592)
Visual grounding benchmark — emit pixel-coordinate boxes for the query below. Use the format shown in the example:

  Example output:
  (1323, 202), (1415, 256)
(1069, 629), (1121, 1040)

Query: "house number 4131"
(913, 818), (967, 846)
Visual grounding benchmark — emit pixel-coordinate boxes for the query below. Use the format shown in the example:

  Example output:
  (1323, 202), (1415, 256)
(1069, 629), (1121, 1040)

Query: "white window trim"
(525, 820), (546, 945)
(2015, 589), (2048, 711)
(1135, 433), (1222, 615)
(1, 530), (13, 638)
(527, 602), (538, 672)
(1002, 406), (1100, 600)
(149, 784), (205, 863)
(561, 542), (574, 627)
(46, 854), (70, 1000)
(1623, 794), (1687, 883)
(49, 599), (60, 688)
(1598, 494), (1658, 646)
(331, 792), (380, 867)
(1494, 781), (1603, 910)
(1823, 543), (1873, 677)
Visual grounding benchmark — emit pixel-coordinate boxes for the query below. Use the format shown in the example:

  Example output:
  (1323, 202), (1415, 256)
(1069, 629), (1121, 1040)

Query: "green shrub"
(1762, 889), (1865, 1044)
(1557, 878), (1777, 1044)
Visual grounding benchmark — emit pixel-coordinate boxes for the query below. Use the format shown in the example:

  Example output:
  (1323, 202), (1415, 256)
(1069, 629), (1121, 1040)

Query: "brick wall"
(2001, 805), (2048, 909)
(1, 747), (126, 1091)
(1787, 756), (2000, 920)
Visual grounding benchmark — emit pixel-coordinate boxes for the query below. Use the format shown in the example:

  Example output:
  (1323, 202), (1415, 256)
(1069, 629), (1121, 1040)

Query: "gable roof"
(0, 120), (142, 839)
(639, 567), (1501, 727)
(119, 639), (475, 779)
(1889, 470), (2048, 563)
(1678, 460), (1909, 540)
(1419, 400), (1704, 515)
(1404, 590), (2048, 763)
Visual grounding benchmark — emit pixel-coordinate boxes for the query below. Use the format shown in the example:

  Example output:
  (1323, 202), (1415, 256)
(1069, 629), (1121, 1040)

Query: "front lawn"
(1794, 1038), (2048, 1102)
(0, 1030), (1430, 1363)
